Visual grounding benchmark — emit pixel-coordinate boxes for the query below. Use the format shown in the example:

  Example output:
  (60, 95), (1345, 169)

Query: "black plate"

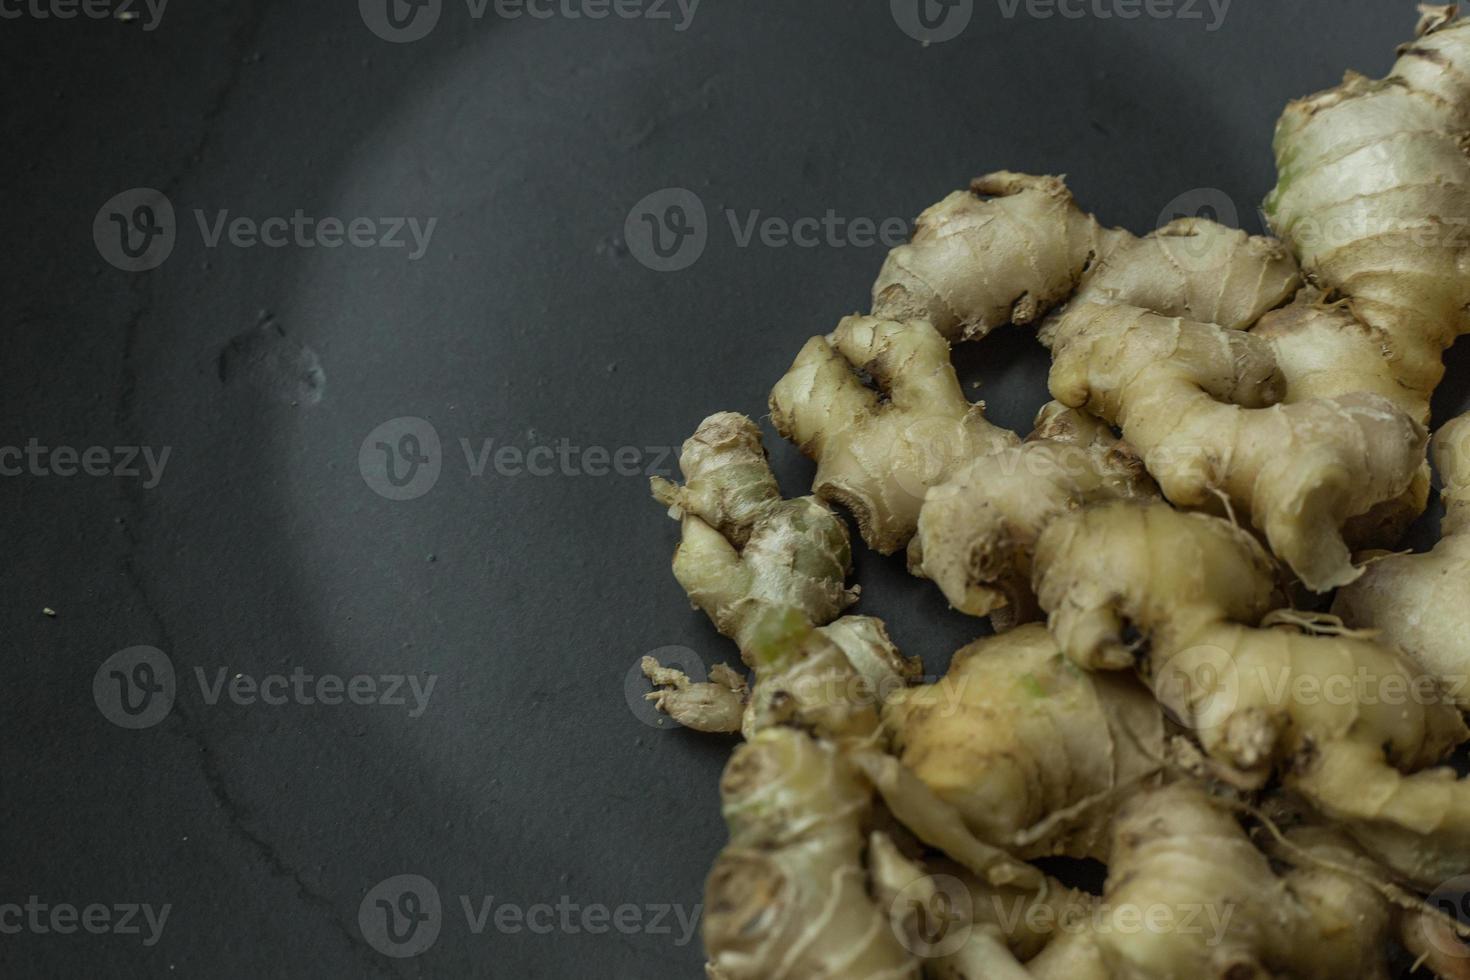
(4, 1), (1467, 976)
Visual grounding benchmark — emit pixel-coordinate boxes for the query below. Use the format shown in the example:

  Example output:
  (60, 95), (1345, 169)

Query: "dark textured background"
(4, 0), (1468, 976)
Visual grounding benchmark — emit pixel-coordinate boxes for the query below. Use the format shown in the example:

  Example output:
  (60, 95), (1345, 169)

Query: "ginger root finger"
(1033, 499), (1470, 885)
(770, 316), (1018, 554)
(652, 411), (856, 655)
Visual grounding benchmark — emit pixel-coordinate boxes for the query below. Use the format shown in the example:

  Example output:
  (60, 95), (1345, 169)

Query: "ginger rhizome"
(1265, 8), (1470, 430)
(770, 316), (1018, 554)
(703, 728), (919, 980)
(1042, 218), (1426, 590)
(1335, 411), (1470, 709)
(1032, 499), (1470, 885)
(652, 412), (856, 653)
(882, 623), (1163, 861)
(645, 609), (920, 738)
(870, 172), (1129, 343)
(651, 9), (1470, 978)
(861, 167), (1427, 589)
(917, 784), (1470, 980)
(911, 402), (1156, 625)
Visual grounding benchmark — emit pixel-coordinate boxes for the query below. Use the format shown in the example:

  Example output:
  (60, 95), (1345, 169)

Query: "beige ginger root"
(644, 609), (920, 738)
(870, 172), (1130, 342)
(1033, 499), (1470, 885)
(1251, 292), (1435, 548)
(704, 728), (920, 980)
(1335, 411), (1470, 709)
(882, 623), (1163, 861)
(652, 412), (856, 653)
(1043, 219), (1426, 591)
(866, 169), (1424, 589)
(1265, 7), (1470, 428)
(770, 316), (1018, 554)
(911, 783), (1470, 980)
(911, 402), (1156, 625)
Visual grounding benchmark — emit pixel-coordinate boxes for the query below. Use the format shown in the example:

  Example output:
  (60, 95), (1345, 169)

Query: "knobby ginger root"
(1043, 218), (1426, 591)
(1266, 8), (1470, 427)
(704, 728), (919, 980)
(770, 316), (1018, 554)
(652, 412), (856, 653)
(871, 172), (1130, 342)
(1335, 411), (1470, 709)
(918, 784), (1470, 980)
(883, 623), (1163, 861)
(1033, 499), (1470, 885)
(644, 610), (920, 738)
(1251, 292), (1435, 548)
(911, 402), (1156, 625)
(867, 836), (1097, 979)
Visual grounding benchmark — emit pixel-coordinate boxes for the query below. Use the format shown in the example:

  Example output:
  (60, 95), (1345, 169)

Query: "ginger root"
(703, 728), (919, 980)
(1334, 411), (1470, 710)
(883, 623), (1163, 861)
(1033, 499), (1470, 885)
(1265, 10), (1470, 428)
(1042, 219), (1426, 591)
(918, 783), (1470, 980)
(770, 316), (1018, 554)
(911, 402), (1156, 625)
(644, 609), (920, 738)
(871, 171), (1129, 342)
(652, 412), (856, 653)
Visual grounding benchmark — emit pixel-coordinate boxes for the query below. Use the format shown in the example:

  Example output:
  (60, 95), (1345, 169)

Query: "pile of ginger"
(646, 7), (1470, 978)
